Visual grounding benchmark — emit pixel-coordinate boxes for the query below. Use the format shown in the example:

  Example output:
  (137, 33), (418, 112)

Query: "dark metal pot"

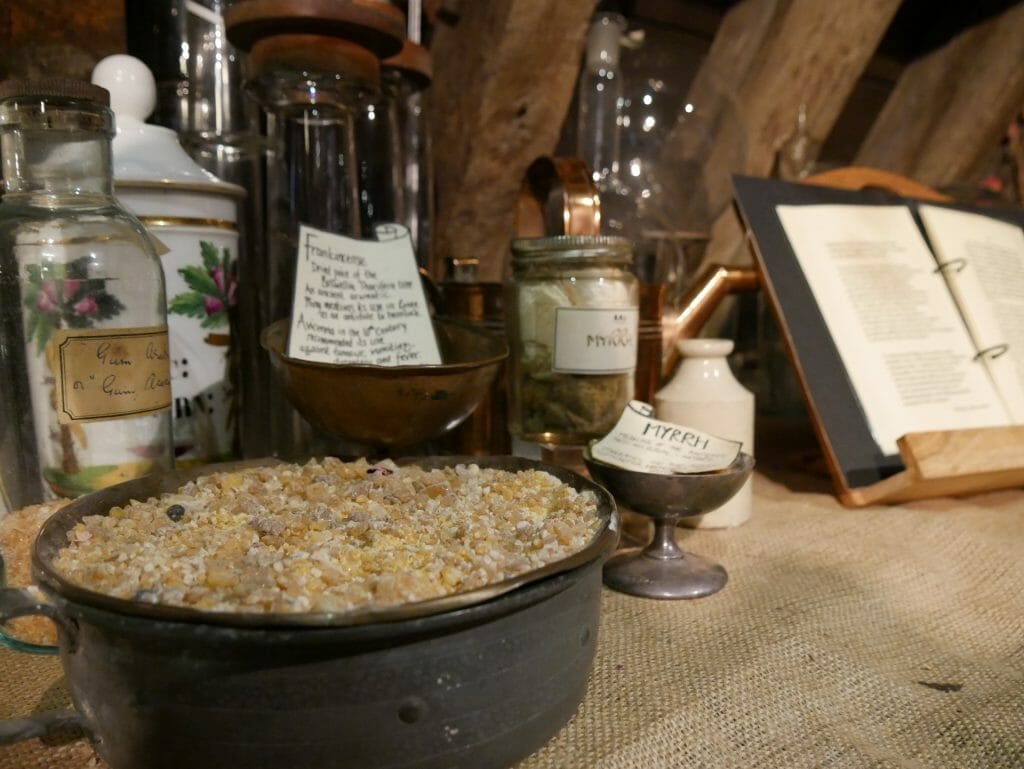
(0, 457), (618, 769)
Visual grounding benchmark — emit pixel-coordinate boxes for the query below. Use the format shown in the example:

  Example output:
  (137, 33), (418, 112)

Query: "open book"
(775, 201), (1024, 456)
(733, 176), (1024, 489)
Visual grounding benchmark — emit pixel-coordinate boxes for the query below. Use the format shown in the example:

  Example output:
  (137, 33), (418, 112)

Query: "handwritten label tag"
(553, 307), (639, 374)
(589, 401), (741, 474)
(288, 223), (442, 366)
(52, 326), (172, 424)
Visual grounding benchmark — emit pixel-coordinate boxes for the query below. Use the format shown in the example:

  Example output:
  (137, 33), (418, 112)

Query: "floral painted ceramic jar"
(93, 55), (244, 465)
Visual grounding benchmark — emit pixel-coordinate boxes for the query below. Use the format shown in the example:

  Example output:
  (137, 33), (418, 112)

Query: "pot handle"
(0, 587), (87, 746)
(0, 708), (86, 745)
(0, 586), (67, 655)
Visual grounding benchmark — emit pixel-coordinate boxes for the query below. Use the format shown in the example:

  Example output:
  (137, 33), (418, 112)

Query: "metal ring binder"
(933, 257), (968, 273)
(973, 344), (1009, 361)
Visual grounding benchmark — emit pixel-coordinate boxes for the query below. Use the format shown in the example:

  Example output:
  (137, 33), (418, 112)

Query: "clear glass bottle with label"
(506, 235), (638, 446)
(0, 78), (173, 512)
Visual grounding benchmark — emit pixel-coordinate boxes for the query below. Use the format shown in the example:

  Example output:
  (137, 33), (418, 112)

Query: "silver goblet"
(583, 451), (754, 599)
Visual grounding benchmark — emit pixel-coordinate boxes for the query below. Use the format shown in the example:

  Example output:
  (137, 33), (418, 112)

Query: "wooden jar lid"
(248, 34), (381, 83)
(383, 40), (432, 88)
(225, 0), (405, 59)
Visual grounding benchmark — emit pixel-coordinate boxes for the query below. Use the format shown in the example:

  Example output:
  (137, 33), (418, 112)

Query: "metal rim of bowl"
(32, 456), (618, 629)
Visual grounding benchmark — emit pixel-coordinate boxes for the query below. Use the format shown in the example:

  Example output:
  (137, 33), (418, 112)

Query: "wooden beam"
(428, 0), (598, 281)
(1, 0), (125, 80)
(668, 0), (902, 272)
(856, 2), (1024, 189)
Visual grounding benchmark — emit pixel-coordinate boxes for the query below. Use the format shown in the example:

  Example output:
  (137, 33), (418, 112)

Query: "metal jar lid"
(510, 235), (634, 265)
(0, 78), (109, 106)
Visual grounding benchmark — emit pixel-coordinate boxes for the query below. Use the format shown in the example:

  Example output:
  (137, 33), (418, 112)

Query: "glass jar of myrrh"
(506, 235), (639, 447)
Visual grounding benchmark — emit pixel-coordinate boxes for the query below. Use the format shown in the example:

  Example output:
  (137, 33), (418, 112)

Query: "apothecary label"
(51, 326), (172, 424)
(553, 307), (639, 374)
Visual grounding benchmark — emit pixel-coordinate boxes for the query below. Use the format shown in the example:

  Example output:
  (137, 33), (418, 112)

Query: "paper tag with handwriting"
(589, 401), (741, 474)
(288, 223), (441, 366)
(51, 326), (172, 424)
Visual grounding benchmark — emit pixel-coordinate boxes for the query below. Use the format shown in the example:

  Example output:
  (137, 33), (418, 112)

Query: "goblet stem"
(644, 515), (685, 560)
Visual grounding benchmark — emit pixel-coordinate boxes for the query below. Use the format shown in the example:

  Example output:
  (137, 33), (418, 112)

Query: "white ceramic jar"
(655, 338), (754, 528)
(93, 55), (245, 466)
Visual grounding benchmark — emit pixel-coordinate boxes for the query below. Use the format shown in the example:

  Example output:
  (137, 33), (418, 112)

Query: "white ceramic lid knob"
(91, 54), (156, 123)
(90, 54), (234, 192)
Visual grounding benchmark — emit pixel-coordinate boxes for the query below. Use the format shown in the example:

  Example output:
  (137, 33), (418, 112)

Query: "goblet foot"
(602, 547), (728, 599)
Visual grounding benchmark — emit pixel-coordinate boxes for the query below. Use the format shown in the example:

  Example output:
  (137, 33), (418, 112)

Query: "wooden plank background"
(4, 0), (1022, 286)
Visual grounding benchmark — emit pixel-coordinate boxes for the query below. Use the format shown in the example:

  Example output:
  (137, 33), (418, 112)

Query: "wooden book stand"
(738, 167), (1024, 506)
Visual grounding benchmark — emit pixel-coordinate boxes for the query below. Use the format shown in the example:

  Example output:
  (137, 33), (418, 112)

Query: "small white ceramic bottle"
(655, 338), (754, 528)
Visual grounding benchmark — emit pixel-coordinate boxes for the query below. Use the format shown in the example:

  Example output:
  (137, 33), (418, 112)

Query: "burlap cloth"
(2, 463), (1022, 768)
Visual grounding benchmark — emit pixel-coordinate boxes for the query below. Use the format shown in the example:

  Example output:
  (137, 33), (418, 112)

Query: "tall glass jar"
(506, 235), (638, 447)
(356, 66), (406, 232)
(246, 36), (381, 458)
(0, 79), (173, 512)
(357, 44), (433, 267)
(182, 0), (271, 458)
(381, 41), (433, 271)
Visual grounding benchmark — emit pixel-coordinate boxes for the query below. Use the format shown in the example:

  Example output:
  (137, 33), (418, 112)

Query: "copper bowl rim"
(260, 317), (508, 374)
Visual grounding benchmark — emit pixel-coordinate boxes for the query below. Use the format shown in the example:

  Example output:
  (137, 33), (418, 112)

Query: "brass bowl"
(261, 318), (508, 448)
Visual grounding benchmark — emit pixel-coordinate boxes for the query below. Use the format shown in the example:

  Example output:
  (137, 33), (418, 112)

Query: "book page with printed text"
(776, 204), (1011, 456)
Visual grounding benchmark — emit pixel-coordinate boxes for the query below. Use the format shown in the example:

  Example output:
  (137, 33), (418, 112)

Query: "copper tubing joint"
(662, 264), (760, 377)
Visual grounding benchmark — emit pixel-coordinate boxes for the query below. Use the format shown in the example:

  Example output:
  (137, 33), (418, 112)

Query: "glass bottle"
(356, 67), (406, 234)
(575, 11), (695, 364)
(358, 43), (434, 271)
(387, 52), (434, 272)
(773, 103), (821, 181)
(437, 259), (509, 456)
(506, 235), (638, 447)
(655, 338), (754, 528)
(0, 78), (173, 512)
(182, 0), (271, 458)
(124, 0), (189, 132)
(576, 11), (627, 193)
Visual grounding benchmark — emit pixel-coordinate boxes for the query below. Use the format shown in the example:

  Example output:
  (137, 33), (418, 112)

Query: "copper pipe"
(635, 283), (666, 405)
(662, 264), (760, 377)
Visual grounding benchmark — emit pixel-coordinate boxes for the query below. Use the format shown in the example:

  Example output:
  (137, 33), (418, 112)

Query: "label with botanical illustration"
(553, 307), (639, 374)
(52, 326), (172, 423)
(20, 255), (170, 499)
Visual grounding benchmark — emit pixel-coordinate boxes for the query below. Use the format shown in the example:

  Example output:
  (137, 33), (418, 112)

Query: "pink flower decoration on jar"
(73, 296), (99, 316)
(37, 280), (59, 311)
(211, 266), (226, 293)
(36, 291), (57, 312)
